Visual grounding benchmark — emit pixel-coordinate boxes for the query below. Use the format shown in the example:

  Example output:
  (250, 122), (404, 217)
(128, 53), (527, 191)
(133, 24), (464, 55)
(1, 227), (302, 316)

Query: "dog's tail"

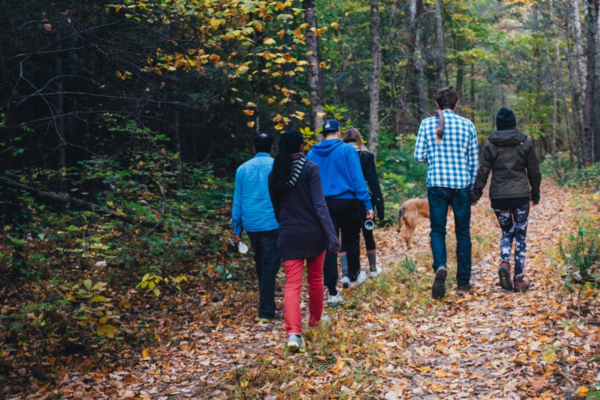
(397, 208), (404, 233)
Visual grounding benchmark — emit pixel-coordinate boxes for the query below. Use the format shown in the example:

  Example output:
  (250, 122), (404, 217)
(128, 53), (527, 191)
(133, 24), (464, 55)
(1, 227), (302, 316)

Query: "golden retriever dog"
(396, 199), (430, 249)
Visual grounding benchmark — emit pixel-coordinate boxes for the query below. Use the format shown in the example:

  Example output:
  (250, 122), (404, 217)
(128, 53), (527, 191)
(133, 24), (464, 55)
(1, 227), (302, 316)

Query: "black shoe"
(498, 261), (514, 291)
(457, 283), (474, 292)
(432, 267), (448, 300)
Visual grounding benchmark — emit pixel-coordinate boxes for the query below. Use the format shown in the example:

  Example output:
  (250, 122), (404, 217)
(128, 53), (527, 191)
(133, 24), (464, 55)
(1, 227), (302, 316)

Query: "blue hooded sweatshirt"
(307, 139), (372, 211)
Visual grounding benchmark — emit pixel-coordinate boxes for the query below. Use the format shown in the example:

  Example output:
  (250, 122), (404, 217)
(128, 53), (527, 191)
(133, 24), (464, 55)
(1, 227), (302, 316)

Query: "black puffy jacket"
(472, 130), (542, 204)
(357, 151), (385, 220)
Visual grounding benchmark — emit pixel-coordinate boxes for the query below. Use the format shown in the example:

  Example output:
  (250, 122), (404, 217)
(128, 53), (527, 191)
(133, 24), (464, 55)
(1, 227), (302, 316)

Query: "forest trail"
(46, 180), (599, 400)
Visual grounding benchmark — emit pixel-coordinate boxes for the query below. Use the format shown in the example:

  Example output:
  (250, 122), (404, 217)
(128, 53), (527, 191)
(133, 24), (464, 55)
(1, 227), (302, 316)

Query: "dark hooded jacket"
(472, 130), (541, 204)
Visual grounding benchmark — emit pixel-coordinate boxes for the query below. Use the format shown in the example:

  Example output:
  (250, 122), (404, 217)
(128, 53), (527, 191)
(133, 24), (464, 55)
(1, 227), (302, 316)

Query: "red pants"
(283, 251), (325, 336)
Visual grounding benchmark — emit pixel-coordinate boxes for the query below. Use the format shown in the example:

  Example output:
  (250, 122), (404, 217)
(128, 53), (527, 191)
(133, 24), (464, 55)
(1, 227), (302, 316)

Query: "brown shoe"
(513, 276), (530, 292)
(457, 283), (473, 292)
(498, 261), (514, 291)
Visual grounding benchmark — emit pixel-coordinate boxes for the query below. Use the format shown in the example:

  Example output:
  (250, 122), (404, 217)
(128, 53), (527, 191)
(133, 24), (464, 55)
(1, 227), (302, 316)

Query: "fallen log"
(0, 176), (163, 229)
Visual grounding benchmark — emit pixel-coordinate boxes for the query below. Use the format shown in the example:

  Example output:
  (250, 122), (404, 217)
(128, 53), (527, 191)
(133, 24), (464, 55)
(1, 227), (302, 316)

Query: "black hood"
(488, 130), (527, 147)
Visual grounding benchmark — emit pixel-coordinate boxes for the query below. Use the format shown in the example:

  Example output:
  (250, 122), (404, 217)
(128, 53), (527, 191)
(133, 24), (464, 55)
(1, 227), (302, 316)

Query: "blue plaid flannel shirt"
(414, 110), (479, 189)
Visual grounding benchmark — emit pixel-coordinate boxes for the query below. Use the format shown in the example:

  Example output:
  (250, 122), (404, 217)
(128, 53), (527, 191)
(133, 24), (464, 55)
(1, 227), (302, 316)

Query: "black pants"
(341, 201), (376, 252)
(324, 198), (363, 295)
(247, 229), (281, 319)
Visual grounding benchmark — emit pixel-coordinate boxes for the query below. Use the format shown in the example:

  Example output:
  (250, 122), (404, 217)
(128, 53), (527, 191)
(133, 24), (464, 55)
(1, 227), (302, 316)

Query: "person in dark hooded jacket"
(472, 108), (542, 292)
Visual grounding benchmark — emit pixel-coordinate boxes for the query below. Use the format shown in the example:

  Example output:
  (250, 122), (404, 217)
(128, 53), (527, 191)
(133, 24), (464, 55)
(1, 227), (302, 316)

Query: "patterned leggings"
(493, 202), (530, 278)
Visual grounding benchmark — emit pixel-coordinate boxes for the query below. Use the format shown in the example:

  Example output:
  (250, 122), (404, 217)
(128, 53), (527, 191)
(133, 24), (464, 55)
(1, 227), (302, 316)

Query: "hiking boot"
(513, 276), (530, 292)
(368, 266), (383, 278)
(457, 283), (474, 292)
(498, 261), (514, 291)
(341, 276), (351, 289)
(287, 335), (306, 353)
(432, 266), (448, 300)
(348, 271), (367, 288)
(258, 311), (281, 323)
(327, 293), (343, 307)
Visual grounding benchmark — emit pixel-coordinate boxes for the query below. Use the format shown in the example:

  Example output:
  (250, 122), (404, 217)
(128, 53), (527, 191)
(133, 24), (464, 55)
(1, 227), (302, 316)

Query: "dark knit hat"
(496, 107), (517, 131)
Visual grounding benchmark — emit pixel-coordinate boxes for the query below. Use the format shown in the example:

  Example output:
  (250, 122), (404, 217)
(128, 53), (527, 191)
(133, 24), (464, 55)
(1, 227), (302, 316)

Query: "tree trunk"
(56, 31), (67, 192)
(572, 0), (587, 97)
(368, 0), (381, 159)
(595, 0), (600, 161)
(284, 6), (296, 129)
(415, 29), (428, 121)
(434, 0), (446, 88)
(174, 109), (183, 190)
(456, 57), (464, 113)
(565, 42), (585, 166)
(303, 0), (324, 131)
(400, 0), (424, 134)
(470, 64), (476, 122)
(543, 34), (558, 159)
(583, 0), (596, 165)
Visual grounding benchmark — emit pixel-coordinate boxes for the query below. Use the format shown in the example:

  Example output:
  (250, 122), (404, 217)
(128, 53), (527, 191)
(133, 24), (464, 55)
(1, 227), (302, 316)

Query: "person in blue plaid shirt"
(414, 87), (479, 300)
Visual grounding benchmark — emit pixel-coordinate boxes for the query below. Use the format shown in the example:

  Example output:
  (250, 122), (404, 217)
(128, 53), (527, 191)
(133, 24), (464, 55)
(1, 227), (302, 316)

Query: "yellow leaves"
(319, 61), (327, 68)
(543, 350), (557, 365)
(576, 386), (589, 398)
(268, 98), (275, 104)
(584, 289), (597, 298)
(419, 366), (431, 373)
(302, 97), (310, 105)
(293, 28), (304, 39)
(434, 370), (448, 378)
(277, 30), (285, 39)
(237, 65), (250, 74)
(263, 37), (276, 45)
(331, 359), (346, 374)
(210, 17), (224, 30)
(208, 54), (220, 66)
(272, 114), (283, 122)
(96, 324), (118, 339)
(142, 349), (149, 358)
(246, 122), (255, 128)
(247, 102), (257, 108)
(314, 27), (328, 37)
(431, 382), (445, 393)
(331, 22), (339, 29)
(243, 110), (254, 116)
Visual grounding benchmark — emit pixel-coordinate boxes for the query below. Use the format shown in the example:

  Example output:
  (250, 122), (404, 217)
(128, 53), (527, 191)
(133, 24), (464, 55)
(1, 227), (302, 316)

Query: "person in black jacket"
(268, 131), (340, 353)
(472, 108), (542, 292)
(340, 127), (385, 281)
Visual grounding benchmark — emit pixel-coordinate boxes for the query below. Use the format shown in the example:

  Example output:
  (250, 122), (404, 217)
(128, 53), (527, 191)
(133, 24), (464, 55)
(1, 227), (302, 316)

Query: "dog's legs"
(404, 217), (417, 249)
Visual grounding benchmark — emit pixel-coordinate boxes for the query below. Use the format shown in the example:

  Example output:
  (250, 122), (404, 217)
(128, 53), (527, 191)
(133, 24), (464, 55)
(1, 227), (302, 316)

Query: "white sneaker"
(368, 266), (383, 278)
(327, 293), (343, 307)
(341, 276), (351, 289)
(348, 271), (367, 288)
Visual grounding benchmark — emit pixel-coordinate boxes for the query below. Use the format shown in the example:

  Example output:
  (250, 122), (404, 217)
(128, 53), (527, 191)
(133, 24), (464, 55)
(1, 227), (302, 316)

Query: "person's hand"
(531, 201), (535, 207)
(471, 201), (478, 206)
(234, 235), (242, 243)
(366, 210), (375, 220)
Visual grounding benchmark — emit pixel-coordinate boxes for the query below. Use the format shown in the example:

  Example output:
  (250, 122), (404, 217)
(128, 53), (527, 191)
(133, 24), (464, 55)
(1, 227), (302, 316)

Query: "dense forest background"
(2, 0), (600, 396)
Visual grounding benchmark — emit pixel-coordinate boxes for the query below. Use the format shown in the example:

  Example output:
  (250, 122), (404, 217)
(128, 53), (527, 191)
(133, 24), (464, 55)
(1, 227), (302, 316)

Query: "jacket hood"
(489, 130), (527, 147)
(311, 139), (344, 157)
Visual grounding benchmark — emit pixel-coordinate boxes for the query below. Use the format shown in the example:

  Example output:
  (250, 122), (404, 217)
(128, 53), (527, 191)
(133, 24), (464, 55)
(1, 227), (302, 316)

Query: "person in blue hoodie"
(307, 120), (374, 306)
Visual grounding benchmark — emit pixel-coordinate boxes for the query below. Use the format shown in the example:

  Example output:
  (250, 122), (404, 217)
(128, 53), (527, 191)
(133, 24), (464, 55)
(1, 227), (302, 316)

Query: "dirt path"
(37, 181), (599, 400)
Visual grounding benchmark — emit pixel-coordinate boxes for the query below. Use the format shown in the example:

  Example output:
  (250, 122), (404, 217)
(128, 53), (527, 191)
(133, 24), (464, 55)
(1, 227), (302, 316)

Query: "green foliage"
(559, 228), (600, 286)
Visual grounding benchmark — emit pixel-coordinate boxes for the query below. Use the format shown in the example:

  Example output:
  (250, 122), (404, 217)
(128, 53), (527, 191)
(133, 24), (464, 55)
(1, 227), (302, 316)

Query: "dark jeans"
(494, 202), (530, 278)
(427, 187), (472, 286)
(324, 198), (363, 295)
(247, 229), (281, 319)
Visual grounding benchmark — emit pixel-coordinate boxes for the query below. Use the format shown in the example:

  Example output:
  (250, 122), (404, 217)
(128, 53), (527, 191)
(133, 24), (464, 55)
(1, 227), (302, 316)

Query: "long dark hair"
(343, 127), (366, 154)
(270, 130), (305, 196)
(434, 87), (458, 142)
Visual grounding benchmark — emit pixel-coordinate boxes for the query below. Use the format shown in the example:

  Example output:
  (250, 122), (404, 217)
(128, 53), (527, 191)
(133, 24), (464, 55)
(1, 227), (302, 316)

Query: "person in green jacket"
(472, 108), (542, 292)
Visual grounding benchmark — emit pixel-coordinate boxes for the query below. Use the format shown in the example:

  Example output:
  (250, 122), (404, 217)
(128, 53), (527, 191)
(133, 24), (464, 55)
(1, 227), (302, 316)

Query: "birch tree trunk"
(572, 0), (587, 96)
(399, 0), (423, 133)
(303, 0), (324, 131)
(415, 26), (428, 121)
(368, 0), (381, 158)
(434, 0), (446, 87)
(284, 6), (296, 129)
(544, 34), (558, 159)
(582, 0), (596, 165)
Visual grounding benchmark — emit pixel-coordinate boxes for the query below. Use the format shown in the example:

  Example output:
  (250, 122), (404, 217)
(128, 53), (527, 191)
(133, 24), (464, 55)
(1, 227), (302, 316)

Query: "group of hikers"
(231, 87), (542, 353)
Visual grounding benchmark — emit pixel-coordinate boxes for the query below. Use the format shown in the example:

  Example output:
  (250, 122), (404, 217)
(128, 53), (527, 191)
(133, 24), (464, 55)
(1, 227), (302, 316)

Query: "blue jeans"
(247, 229), (281, 319)
(427, 187), (472, 286)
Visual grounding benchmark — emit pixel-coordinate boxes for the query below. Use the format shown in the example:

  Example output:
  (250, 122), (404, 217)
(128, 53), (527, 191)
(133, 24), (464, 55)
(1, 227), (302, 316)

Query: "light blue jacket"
(231, 152), (279, 235)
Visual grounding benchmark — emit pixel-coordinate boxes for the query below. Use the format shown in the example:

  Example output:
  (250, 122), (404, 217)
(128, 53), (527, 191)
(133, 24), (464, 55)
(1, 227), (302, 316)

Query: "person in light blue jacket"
(232, 133), (280, 323)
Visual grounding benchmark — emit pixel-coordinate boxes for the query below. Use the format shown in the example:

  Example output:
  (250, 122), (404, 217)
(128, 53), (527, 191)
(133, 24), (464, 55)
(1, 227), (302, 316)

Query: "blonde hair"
(343, 127), (367, 154)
